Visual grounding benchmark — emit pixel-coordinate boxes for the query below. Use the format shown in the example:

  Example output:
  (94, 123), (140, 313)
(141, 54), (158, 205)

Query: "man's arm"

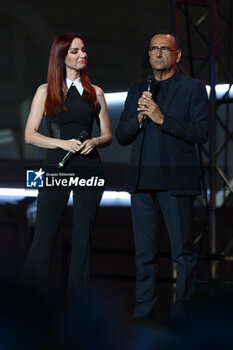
(116, 83), (143, 146)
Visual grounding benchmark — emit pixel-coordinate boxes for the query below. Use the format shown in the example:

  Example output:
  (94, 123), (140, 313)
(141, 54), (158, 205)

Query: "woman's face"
(65, 38), (87, 73)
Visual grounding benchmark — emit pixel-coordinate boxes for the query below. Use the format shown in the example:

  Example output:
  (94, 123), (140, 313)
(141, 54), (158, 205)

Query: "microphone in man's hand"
(58, 130), (88, 168)
(147, 75), (154, 92)
(139, 75), (154, 129)
(143, 75), (154, 122)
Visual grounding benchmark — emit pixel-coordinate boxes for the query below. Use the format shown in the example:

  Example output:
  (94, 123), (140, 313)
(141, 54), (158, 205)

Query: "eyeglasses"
(149, 46), (177, 54)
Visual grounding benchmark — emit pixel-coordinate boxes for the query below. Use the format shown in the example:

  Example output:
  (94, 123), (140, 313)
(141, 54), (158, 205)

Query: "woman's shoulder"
(36, 83), (48, 95)
(33, 83), (48, 103)
(92, 85), (104, 96)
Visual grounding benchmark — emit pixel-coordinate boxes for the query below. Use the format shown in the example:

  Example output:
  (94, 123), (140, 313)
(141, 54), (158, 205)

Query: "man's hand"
(137, 91), (164, 125)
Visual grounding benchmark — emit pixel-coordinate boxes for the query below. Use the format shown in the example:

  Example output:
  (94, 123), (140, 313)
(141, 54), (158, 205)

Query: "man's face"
(149, 34), (181, 73)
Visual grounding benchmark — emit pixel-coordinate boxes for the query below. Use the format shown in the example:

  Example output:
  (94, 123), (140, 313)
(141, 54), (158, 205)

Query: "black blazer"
(115, 71), (209, 195)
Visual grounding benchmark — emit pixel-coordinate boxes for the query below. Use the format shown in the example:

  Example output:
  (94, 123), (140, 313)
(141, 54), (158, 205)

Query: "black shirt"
(137, 74), (175, 190)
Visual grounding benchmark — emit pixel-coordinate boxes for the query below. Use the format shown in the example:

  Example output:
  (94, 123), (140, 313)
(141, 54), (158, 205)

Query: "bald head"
(150, 34), (178, 50)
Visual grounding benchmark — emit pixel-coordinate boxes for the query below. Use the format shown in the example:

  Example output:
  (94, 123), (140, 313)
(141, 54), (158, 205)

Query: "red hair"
(45, 33), (99, 116)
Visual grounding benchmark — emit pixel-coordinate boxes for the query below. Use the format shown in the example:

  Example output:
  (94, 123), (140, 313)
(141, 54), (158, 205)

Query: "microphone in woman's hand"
(58, 130), (88, 168)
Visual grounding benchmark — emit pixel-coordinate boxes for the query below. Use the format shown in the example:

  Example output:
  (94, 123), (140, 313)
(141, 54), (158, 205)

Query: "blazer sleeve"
(160, 80), (209, 144)
(115, 83), (142, 146)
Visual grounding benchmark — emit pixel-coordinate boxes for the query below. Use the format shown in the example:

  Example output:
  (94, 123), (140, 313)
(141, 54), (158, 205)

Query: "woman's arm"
(80, 86), (112, 155)
(25, 84), (82, 153)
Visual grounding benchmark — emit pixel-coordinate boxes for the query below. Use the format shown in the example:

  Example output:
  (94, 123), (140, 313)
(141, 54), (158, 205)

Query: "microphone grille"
(147, 75), (154, 84)
(78, 130), (88, 142)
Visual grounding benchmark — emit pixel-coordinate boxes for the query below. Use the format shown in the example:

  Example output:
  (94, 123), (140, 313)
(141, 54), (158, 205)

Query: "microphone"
(139, 75), (154, 129)
(143, 75), (153, 121)
(58, 130), (88, 168)
(147, 75), (153, 92)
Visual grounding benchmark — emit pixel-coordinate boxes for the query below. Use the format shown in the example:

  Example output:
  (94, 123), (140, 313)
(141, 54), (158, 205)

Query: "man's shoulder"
(175, 73), (208, 101)
(125, 79), (148, 100)
(177, 71), (206, 88)
(128, 78), (147, 91)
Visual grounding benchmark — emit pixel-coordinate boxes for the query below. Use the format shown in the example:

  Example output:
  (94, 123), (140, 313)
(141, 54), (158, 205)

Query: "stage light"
(105, 92), (127, 104)
(205, 84), (233, 99)
(0, 188), (130, 206)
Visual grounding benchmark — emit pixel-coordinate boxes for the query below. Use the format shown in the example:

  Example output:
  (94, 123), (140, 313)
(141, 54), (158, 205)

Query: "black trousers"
(131, 191), (196, 319)
(24, 188), (103, 297)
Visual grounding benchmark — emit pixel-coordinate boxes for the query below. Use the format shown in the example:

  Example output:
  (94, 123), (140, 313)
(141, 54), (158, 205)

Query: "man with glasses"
(116, 33), (208, 320)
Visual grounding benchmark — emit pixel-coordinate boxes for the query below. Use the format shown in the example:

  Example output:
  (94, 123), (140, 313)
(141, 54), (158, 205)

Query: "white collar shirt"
(66, 77), (84, 95)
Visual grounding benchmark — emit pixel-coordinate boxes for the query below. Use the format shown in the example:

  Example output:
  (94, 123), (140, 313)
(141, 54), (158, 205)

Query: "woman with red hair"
(24, 33), (112, 298)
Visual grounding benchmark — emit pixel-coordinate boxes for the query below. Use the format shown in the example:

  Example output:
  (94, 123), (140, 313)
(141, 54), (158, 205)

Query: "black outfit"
(116, 71), (209, 319)
(25, 85), (103, 296)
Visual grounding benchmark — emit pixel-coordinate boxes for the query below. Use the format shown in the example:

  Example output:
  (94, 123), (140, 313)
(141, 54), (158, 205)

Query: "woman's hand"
(60, 138), (82, 153)
(61, 138), (98, 155)
(79, 138), (99, 155)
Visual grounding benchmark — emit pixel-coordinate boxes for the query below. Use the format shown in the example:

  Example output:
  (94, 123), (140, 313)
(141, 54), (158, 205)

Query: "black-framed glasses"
(149, 46), (177, 54)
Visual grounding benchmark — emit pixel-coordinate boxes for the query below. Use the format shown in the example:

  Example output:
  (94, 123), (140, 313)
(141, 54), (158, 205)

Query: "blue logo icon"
(26, 169), (45, 188)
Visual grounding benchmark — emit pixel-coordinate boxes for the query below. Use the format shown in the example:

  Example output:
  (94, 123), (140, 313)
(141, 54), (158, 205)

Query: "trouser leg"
(68, 189), (103, 297)
(157, 191), (196, 319)
(131, 192), (161, 317)
(24, 189), (70, 293)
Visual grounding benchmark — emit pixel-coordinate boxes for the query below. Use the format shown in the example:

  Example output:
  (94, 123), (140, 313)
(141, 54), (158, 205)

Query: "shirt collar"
(66, 77), (84, 95)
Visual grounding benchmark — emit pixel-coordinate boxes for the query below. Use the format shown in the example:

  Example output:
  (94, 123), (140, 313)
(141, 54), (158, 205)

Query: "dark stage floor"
(1, 197), (233, 324)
